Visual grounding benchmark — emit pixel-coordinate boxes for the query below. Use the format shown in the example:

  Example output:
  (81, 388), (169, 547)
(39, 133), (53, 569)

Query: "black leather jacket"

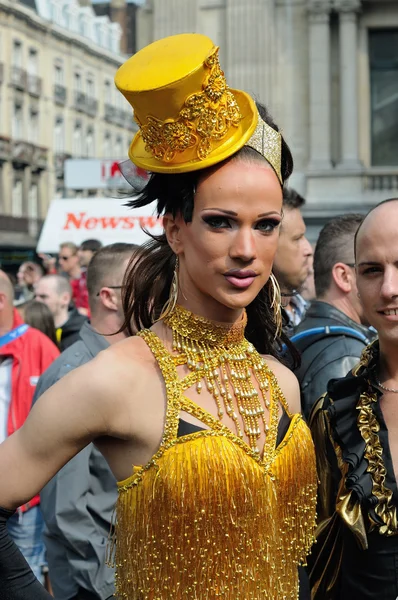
(293, 300), (375, 418)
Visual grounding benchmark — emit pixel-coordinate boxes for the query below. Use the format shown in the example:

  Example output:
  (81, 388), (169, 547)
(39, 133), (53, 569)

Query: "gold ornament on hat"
(136, 48), (242, 163)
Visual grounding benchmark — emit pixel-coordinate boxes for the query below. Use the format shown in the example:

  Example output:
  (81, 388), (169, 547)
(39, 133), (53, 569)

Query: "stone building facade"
(0, 0), (134, 257)
(136, 0), (398, 239)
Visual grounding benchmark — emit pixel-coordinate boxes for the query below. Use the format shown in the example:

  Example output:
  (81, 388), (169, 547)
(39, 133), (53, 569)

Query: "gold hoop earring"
(158, 256), (179, 321)
(268, 272), (283, 339)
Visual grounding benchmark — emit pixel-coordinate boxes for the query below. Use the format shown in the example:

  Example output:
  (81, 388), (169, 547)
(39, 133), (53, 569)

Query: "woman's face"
(169, 159), (283, 320)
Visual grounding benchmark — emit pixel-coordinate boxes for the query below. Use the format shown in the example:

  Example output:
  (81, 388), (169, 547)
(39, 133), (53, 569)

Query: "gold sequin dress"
(109, 326), (317, 599)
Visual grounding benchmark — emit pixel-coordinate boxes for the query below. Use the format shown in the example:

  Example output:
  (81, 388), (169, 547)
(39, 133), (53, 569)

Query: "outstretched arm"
(0, 352), (119, 598)
(0, 357), (111, 510)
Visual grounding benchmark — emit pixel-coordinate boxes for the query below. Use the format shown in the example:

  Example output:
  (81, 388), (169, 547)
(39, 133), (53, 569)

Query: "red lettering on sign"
(99, 217), (122, 229)
(62, 212), (161, 231)
(110, 162), (121, 177)
(85, 217), (98, 229)
(139, 216), (159, 229)
(63, 212), (87, 230)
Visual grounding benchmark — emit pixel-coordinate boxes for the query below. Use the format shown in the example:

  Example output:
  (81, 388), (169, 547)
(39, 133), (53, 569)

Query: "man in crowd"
(0, 270), (59, 585)
(34, 243), (138, 600)
(309, 198), (398, 599)
(16, 262), (43, 304)
(34, 275), (86, 351)
(59, 242), (89, 315)
(77, 239), (102, 270)
(293, 214), (374, 418)
(273, 188), (313, 332)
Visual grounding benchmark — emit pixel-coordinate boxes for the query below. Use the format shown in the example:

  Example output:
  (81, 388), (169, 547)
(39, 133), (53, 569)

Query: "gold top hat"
(115, 33), (282, 182)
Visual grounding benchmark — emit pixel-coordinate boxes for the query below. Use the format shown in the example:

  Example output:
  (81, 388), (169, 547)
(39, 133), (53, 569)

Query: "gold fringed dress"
(109, 311), (317, 599)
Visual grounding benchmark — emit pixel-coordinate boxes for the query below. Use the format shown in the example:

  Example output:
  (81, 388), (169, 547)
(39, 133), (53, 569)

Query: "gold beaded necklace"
(164, 304), (281, 455)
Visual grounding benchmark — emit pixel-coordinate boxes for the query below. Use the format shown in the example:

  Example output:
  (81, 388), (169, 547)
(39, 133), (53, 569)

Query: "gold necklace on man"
(164, 305), (285, 454)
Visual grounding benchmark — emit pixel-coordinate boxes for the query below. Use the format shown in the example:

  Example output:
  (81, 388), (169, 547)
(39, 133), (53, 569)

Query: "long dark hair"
(122, 102), (298, 363)
(23, 300), (58, 347)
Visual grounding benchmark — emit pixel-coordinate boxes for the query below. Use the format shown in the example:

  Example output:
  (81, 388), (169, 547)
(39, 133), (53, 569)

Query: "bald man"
(308, 198), (398, 600)
(0, 270), (59, 585)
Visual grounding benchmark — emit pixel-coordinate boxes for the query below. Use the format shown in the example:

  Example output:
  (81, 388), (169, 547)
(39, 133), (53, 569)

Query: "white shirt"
(0, 358), (12, 444)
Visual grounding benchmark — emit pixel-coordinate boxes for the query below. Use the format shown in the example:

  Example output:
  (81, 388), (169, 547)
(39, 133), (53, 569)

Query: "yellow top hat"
(115, 33), (282, 181)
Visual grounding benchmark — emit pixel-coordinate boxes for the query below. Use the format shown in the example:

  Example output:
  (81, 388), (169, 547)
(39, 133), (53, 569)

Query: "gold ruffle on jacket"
(308, 341), (398, 600)
(108, 329), (317, 599)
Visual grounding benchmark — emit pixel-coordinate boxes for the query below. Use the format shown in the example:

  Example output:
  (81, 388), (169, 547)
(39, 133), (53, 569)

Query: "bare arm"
(0, 350), (121, 510)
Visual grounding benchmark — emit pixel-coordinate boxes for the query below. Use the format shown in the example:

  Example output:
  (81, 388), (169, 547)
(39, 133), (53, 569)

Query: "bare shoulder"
(262, 354), (301, 415)
(34, 335), (155, 438)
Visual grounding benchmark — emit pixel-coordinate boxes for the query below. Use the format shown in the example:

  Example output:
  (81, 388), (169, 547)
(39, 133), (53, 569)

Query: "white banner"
(37, 198), (162, 254)
(64, 159), (149, 190)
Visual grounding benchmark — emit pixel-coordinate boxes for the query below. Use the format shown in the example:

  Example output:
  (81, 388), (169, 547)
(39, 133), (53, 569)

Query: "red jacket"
(1, 309), (60, 511)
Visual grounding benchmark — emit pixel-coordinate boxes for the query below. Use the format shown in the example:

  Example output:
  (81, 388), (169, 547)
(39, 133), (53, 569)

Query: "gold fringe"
(273, 416), (318, 597)
(112, 435), (285, 599)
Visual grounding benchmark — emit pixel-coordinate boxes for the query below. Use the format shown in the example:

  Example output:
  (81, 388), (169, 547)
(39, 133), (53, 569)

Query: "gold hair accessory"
(158, 256), (179, 321)
(268, 272), (283, 338)
(164, 305), (286, 454)
(245, 116), (283, 185)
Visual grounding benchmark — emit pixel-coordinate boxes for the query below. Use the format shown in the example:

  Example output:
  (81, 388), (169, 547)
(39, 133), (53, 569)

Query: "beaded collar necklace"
(164, 305), (280, 454)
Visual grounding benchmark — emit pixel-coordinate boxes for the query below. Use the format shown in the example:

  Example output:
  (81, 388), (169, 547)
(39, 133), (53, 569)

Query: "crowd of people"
(0, 31), (397, 600)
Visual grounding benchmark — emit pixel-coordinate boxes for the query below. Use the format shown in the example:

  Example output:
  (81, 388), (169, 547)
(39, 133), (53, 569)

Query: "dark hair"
(23, 300), (58, 347)
(354, 197), (398, 258)
(87, 243), (139, 311)
(122, 102), (297, 360)
(314, 214), (363, 298)
(80, 239), (103, 253)
(282, 188), (305, 211)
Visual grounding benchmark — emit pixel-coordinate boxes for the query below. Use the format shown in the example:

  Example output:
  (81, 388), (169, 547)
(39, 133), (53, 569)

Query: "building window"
(12, 40), (22, 67)
(29, 109), (39, 144)
(103, 131), (111, 158)
(74, 70), (82, 92)
(28, 183), (39, 220)
(115, 135), (123, 158)
(12, 179), (23, 217)
(54, 61), (64, 85)
(73, 122), (83, 156)
(369, 29), (398, 166)
(28, 48), (38, 75)
(54, 116), (64, 153)
(104, 79), (112, 105)
(86, 75), (95, 99)
(12, 104), (23, 139)
(86, 127), (95, 157)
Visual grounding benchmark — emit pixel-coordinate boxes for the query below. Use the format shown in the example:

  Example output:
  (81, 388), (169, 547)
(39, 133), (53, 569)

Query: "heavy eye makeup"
(202, 214), (281, 234)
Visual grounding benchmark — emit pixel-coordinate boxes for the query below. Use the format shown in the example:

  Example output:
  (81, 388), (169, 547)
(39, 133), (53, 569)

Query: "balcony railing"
(27, 74), (42, 97)
(74, 90), (87, 112)
(0, 136), (11, 161)
(85, 96), (98, 117)
(363, 168), (398, 192)
(104, 104), (134, 129)
(11, 140), (48, 169)
(10, 66), (27, 91)
(54, 83), (67, 105)
(104, 103), (116, 122)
